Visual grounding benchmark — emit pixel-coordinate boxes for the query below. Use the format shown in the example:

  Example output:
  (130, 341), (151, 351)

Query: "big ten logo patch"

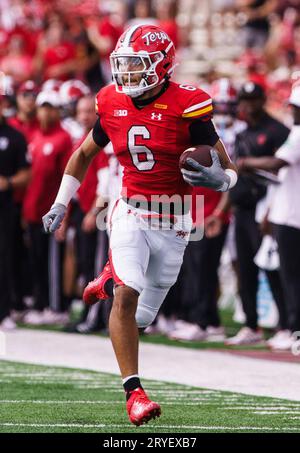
(114, 110), (128, 117)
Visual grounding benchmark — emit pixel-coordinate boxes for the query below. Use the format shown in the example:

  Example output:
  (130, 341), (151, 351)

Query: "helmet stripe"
(165, 41), (174, 53)
(122, 24), (141, 48)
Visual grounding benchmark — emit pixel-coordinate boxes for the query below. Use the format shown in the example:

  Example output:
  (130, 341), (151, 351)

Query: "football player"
(42, 25), (237, 426)
(60, 79), (91, 143)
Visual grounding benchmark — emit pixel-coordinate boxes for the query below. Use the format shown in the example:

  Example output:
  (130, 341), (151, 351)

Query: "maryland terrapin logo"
(142, 31), (170, 46)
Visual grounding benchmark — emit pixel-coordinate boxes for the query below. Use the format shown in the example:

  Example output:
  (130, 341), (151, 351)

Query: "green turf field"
(1, 360), (300, 433)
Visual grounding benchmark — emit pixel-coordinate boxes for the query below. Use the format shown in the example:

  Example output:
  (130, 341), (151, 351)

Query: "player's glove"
(42, 203), (67, 233)
(181, 149), (230, 191)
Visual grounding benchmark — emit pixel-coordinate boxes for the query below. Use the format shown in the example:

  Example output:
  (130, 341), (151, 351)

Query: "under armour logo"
(151, 112), (162, 121)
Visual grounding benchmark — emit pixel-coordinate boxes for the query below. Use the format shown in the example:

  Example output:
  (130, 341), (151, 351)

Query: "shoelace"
(131, 390), (149, 404)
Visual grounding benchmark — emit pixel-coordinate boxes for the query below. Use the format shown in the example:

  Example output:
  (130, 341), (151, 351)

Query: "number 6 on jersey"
(128, 126), (156, 171)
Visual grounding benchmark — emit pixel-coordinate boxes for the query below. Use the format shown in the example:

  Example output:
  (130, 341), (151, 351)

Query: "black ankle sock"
(104, 279), (114, 297)
(123, 377), (142, 401)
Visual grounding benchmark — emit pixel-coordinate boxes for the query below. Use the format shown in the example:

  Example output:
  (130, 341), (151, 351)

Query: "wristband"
(54, 174), (80, 208)
(225, 169), (238, 189)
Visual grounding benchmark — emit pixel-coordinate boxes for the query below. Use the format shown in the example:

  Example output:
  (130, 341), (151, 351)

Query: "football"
(179, 145), (214, 171)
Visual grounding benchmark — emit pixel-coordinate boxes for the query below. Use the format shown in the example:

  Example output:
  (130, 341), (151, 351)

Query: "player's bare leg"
(109, 285), (161, 426)
(109, 285), (139, 377)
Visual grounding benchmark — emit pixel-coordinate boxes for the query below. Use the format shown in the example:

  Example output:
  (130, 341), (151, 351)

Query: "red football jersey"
(95, 81), (214, 201)
(23, 123), (72, 223)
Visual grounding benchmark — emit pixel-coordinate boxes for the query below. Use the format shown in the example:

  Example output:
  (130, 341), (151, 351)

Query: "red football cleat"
(126, 387), (161, 426)
(83, 261), (113, 305)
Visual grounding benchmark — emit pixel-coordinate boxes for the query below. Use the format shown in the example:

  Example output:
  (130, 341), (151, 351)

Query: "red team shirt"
(75, 135), (109, 214)
(192, 187), (230, 226)
(23, 123), (72, 223)
(9, 116), (40, 144)
(43, 41), (76, 81)
(95, 81), (213, 201)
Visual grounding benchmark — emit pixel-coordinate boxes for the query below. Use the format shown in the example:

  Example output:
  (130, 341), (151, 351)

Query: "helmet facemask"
(110, 51), (164, 98)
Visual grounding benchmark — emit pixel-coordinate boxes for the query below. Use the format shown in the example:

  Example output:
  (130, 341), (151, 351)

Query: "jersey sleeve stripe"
(183, 98), (212, 114)
(182, 104), (213, 118)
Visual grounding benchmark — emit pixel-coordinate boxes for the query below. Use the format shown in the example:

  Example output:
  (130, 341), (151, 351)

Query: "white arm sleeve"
(54, 174), (81, 208)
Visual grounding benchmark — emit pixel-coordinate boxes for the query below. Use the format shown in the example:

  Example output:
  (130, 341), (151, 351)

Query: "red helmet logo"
(110, 25), (176, 98)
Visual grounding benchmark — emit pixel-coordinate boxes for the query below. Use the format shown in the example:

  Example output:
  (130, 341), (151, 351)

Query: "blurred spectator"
(127, 0), (157, 27)
(69, 95), (110, 333)
(0, 74), (15, 118)
(8, 81), (40, 319)
(266, 3), (299, 71)
(60, 79), (91, 143)
(34, 11), (77, 81)
(156, 0), (179, 48)
(236, 51), (269, 91)
(237, 0), (278, 50)
(0, 93), (30, 331)
(237, 82), (300, 349)
(211, 77), (246, 292)
(9, 81), (40, 141)
(85, 9), (124, 84)
(66, 15), (104, 92)
(228, 81), (289, 345)
(0, 34), (34, 84)
(22, 90), (73, 325)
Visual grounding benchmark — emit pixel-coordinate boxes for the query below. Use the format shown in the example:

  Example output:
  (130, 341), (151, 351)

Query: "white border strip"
(183, 98), (212, 114)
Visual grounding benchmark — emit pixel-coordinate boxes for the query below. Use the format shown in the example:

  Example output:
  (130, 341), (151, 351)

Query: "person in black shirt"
(227, 82), (290, 345)
(237, 0), (277, 49)
(0, 95), (30, 330)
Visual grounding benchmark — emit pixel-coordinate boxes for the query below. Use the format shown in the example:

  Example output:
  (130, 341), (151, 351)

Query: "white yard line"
(0, 422), (299, 431)
(2, 400), (300, 409)
(2, 328), (300, 401)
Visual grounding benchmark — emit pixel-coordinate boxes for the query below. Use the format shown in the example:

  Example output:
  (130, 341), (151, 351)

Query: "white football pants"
(109, 199), (192, 328)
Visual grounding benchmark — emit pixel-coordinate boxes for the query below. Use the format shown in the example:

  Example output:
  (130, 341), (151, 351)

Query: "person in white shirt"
(237, 83), (300, 351)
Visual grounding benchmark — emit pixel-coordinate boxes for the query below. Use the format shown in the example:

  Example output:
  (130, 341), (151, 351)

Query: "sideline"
(2, 328), (300, 401)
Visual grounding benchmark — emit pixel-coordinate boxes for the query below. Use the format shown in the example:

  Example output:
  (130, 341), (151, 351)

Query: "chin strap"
(132, 81), (170, 107)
